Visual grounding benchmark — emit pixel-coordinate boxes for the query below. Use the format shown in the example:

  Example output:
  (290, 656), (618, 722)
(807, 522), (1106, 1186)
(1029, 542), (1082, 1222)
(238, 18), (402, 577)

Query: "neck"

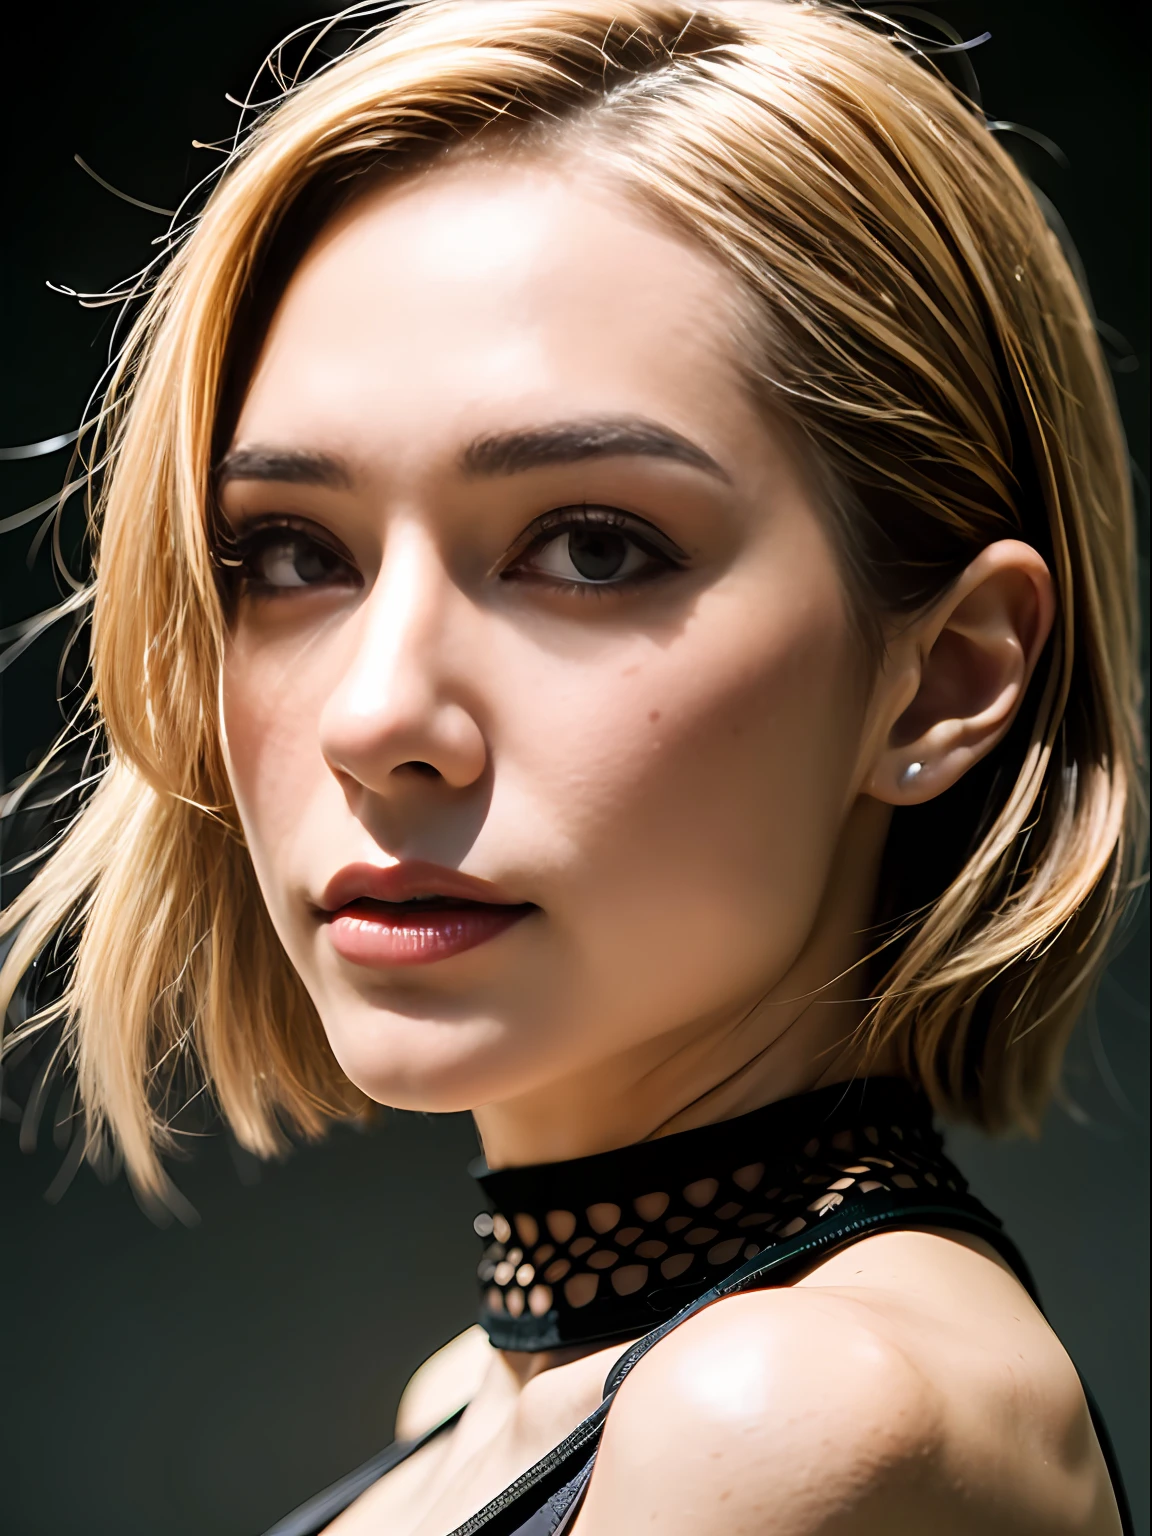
(470, 1075), (948, 1355)
(474, 797), (896, 1170)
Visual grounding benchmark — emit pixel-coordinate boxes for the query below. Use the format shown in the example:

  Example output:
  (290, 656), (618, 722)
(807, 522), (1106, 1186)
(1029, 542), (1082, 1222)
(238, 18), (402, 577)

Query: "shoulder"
(585, 1286), (943, 1535)
(393, 1324), (493, 1439)
(579, 1231), (1119, 1535)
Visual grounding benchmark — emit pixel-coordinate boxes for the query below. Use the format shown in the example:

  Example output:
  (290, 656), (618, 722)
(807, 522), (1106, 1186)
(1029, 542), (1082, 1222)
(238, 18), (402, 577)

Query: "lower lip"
(324, 903), (533, 968)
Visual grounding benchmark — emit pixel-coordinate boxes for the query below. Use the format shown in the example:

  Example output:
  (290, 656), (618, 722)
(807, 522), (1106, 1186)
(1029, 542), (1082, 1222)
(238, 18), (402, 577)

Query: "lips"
(318, 861), (536, 968)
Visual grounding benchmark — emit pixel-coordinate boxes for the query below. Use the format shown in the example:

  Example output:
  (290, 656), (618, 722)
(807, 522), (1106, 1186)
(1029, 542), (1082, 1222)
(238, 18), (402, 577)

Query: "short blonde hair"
(2, 0), (1143, 1191)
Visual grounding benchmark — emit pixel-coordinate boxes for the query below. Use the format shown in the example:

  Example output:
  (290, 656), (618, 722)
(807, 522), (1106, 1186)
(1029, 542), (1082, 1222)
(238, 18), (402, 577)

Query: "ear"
(865, 540), (1055, 806)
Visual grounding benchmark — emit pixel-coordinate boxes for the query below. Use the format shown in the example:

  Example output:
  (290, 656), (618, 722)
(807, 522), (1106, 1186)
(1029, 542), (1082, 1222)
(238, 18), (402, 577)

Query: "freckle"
(648, 710), (661, 723)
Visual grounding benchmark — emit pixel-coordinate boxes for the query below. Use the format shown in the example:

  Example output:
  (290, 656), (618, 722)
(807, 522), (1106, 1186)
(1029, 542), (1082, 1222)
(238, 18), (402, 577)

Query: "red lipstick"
(318, 861), (535, 969)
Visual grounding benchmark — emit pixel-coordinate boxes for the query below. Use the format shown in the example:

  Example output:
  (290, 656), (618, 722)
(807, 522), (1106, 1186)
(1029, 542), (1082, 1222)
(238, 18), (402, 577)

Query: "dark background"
(1, 5), (1147, 1534)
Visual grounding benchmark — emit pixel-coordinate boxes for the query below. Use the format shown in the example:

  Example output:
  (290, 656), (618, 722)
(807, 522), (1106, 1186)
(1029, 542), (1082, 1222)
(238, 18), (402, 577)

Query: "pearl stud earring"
(899, 761), (924, 787)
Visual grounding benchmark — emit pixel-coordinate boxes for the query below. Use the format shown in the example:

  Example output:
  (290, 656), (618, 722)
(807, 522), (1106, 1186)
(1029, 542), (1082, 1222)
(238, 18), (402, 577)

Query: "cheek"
(512, 582), (865, 994)
(220, 632), (331, 892)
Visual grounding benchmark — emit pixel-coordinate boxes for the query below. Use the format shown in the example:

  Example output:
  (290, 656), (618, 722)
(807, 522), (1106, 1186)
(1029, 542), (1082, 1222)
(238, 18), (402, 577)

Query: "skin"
(218, 159), (1116, 1533)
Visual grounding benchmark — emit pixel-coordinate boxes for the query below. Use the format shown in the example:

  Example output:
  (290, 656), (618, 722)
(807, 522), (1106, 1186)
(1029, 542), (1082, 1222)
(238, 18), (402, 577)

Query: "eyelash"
(219, 517), (357, 596)
(501, 505), (687, 594)
(222, 506), (687, 597)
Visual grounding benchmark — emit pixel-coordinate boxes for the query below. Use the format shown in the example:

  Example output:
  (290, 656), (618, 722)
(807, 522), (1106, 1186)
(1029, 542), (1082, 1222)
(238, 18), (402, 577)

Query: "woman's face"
(219, 158), (888, 1152)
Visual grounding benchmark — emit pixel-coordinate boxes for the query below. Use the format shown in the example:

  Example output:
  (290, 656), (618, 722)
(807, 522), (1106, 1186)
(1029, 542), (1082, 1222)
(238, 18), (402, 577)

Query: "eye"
(507, 507), (685, 589)
(227, 523), (357, 593)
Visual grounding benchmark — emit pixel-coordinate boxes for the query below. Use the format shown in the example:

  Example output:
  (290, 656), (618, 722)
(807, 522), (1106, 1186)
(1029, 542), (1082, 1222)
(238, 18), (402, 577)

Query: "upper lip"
(318, 861), (528, 914)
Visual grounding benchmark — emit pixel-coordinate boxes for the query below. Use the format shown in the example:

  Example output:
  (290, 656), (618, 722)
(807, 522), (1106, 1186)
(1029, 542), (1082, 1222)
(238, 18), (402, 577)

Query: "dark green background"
(1, 5), (1147, 1534)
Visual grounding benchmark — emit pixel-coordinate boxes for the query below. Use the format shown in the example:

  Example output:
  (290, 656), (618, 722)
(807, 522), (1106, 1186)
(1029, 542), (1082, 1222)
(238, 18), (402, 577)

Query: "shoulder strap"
(262, 1407), (464, 1536)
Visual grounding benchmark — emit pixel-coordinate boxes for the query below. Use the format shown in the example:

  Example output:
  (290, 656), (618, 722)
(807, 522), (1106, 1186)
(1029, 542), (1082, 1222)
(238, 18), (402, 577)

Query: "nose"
(318, 522), (488, 796)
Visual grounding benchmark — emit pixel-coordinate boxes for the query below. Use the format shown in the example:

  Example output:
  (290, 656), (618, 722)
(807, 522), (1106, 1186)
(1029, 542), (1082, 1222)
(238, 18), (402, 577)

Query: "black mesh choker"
(471, 1077), (970, 1351)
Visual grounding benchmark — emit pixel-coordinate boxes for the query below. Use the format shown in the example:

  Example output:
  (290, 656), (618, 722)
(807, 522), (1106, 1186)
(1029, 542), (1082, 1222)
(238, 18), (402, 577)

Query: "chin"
(318, 999), (544, 1115)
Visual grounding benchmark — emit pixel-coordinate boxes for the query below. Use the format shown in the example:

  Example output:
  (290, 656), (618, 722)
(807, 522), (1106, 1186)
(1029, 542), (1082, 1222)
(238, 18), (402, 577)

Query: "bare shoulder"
(577, 1230), (1121, 1536)
(393, 1324), (493, 1439)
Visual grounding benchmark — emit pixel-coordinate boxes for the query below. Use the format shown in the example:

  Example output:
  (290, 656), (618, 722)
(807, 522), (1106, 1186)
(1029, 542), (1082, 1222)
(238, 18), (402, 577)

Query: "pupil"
(294, 542), (330, 582)
(568, 529), (627, 581)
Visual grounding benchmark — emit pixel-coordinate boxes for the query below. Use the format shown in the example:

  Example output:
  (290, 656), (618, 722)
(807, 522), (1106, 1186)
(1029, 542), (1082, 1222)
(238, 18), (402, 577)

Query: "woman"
(1, 1), (1141, 1531)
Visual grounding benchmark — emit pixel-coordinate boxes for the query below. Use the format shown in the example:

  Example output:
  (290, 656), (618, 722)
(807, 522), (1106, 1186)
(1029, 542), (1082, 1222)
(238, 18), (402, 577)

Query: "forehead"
(234, 158), (752, 464)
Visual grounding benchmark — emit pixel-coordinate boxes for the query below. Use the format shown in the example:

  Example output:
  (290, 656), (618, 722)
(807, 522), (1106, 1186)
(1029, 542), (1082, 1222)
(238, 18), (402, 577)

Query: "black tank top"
(262, 1089), (1133, 1536)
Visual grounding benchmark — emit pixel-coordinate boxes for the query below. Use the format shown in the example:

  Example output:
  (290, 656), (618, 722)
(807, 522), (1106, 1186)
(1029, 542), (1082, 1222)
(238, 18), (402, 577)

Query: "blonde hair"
(2, 0), (1143, 1192)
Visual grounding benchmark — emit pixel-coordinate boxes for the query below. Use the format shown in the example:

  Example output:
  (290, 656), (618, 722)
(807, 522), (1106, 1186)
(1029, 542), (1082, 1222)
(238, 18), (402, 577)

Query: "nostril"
(396, 760), (442, 779)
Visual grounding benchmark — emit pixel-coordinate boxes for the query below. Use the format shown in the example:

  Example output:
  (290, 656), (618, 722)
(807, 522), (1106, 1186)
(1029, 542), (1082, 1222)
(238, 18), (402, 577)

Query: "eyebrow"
(215, 446), (352, 489)
(460, 417), (730, 482)
(215, 416), (730, 490)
